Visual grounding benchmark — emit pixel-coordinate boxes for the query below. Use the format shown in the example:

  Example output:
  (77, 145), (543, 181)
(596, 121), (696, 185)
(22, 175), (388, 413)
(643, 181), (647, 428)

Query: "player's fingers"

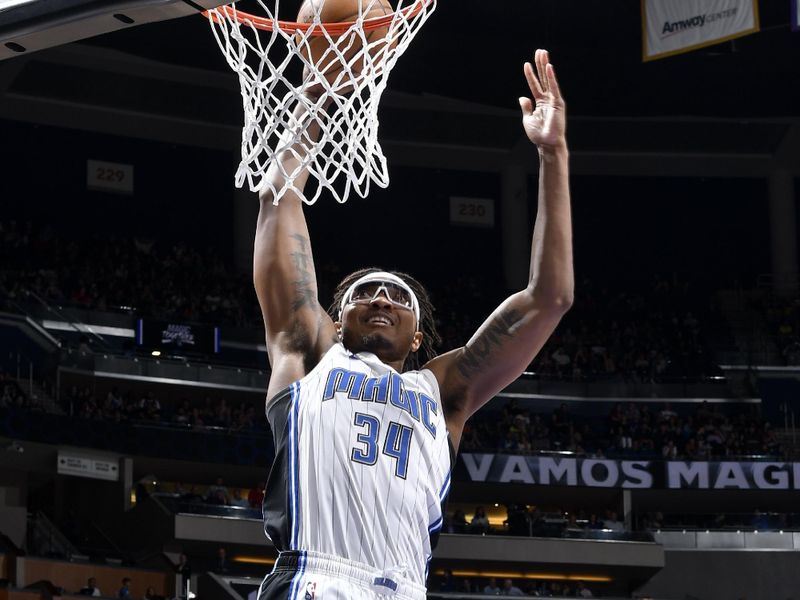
(519, 96), (534, 115)
(546, 63), (563, 100)
(524, 62), (544, 99)
(533, 50), (543, 91)
(535, 49), (549, 93)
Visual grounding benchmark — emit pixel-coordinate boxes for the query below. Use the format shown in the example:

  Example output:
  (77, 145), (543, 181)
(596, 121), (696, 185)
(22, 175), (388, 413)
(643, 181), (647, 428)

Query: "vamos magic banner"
(642, 0), (760, 61)
(457, 454), (800, 490)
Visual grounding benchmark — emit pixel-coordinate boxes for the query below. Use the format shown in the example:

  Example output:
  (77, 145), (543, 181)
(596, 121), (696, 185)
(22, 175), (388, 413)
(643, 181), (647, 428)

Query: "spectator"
(179, 485), (204, 504)
(206, 477), (230, 505)
(483, 577), (501, 595)
(639, 512), (661, 530)
(144, 587), (164, 600)
(470, 506), (490, 534)
(176, 553), (191, 598)
(658, 402), (677, 422)
(140, 391), (162, 421)
(229, 488), (248, 508)
(662, 439), (678, 459)
(551, 347), (571, 378)
(118, 577), (132, 600)
(501, 578), (524, 596)
(174, 399), (191, 425)
(603, 510), (624, 532)
(550, 403), (572, 447)
(439, 569), (456, 592)
(504, 504), (530, 536)
(248, 482), (265, 509)
(214, 546), (229, 573)
(105, 387), (123, 414)
(576, 580), (594, 597)
(0, 377), (29, 410)
(449, 508), (467, 534)
(78, 577), (101, 597)
(752, 509), (770, 531)
(587, 513), (604, 530)
(564, 513), (583, 533)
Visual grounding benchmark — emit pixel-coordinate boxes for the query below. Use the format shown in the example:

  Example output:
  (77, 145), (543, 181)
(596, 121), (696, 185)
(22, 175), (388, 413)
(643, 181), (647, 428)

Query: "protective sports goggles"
(340, 272), (420, 323)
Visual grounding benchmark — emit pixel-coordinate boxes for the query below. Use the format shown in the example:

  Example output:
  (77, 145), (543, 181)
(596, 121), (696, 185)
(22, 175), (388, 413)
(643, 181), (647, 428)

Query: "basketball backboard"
(0, 0), (228, 60)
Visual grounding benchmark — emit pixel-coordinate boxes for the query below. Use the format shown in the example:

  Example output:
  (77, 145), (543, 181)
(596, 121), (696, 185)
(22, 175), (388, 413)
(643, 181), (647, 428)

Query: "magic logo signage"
(458, 454), (800, 491)
(136, 318), (220, 354)
(160, 323), (195, 346)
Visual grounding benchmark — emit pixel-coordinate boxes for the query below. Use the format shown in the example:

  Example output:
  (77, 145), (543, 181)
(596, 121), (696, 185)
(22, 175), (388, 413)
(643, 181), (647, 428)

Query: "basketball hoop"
(205, 0), (437, 204)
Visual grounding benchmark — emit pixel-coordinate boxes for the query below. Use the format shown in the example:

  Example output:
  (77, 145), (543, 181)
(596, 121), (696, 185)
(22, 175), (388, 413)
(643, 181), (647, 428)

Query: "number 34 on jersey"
(322, 367), (439, 480)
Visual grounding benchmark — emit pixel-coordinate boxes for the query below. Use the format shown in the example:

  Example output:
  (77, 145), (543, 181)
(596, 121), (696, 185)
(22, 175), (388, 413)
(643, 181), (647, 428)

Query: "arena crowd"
(1, 220), (730, 380)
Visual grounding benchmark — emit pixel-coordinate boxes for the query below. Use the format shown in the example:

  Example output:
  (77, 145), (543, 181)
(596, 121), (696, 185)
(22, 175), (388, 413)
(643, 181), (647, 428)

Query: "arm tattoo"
(456, 308), (521, 380)
(288, 233), (317, 312)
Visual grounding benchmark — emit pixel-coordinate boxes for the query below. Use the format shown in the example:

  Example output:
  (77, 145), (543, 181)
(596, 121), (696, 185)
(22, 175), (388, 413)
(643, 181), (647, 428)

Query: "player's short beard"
(342, 329), (402, 361)
(353, 331), (392, 353)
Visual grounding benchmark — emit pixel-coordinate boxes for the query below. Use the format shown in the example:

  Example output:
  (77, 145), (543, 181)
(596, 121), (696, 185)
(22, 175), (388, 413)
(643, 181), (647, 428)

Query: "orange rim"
(203, 0), (433, 35)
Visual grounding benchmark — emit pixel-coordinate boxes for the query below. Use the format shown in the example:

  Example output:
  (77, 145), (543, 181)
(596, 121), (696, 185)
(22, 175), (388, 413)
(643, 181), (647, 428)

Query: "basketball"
(296, 0), (395, 93)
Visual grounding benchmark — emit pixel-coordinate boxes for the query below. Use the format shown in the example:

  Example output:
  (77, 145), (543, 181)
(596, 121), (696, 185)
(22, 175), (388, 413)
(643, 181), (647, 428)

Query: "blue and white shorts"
(257, 551), (427, 600)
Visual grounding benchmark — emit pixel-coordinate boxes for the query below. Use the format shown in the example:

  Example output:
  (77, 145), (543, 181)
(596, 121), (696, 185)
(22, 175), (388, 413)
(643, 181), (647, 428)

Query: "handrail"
(89, 521), (130, 563)
(29, 511), (80, 559)
(22, 288), (113, 351)
(756, 272), (800, 291)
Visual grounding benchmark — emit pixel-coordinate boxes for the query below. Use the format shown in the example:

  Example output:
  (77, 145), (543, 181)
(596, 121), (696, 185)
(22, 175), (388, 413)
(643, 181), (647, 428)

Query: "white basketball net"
(207, 0), (437, 204)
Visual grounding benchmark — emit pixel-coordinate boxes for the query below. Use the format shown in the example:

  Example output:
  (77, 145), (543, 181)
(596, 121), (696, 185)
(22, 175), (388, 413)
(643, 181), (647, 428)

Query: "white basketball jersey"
(263, 343), (453, 587)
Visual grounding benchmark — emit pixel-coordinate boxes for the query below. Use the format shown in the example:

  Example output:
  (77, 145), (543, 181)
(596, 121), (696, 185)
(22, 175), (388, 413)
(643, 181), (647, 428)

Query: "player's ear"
(334, 321), (343, 338)
(411, 331), (423, 353)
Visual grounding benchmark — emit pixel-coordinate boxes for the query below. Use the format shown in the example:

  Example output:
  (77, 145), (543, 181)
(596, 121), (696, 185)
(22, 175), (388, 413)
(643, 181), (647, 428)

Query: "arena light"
(233, 556), (276, 566)
(433, 569), (612, 583)
(151, 350), (161, 357)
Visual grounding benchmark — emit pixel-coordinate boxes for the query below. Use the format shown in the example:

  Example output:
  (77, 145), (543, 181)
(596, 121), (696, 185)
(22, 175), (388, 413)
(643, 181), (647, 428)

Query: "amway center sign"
(642, 0), (759, 61)
(458, 454), (800, 490)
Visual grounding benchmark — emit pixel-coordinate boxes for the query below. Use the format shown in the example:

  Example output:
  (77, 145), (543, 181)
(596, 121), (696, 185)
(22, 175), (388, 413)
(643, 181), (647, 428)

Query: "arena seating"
(2, 220), (722, 383)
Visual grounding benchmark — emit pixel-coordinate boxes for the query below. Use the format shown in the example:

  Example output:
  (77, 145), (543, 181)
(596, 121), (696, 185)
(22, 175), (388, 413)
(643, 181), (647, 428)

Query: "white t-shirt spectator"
(604, 512), (625, 532)
(483, 580), (501, 595)
(501, 579), (524, 596)
(552, 348), (571, 366)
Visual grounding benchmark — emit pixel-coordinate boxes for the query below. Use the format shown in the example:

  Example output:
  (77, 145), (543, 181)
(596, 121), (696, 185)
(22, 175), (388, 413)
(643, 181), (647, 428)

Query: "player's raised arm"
(254, 98), (338, 401)
(427, 49), (574, 445)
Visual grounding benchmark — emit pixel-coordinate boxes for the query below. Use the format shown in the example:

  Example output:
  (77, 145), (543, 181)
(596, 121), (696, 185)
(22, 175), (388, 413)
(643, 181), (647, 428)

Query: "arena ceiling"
(77, 0), (800, 118)
(0, 1), (799, 175)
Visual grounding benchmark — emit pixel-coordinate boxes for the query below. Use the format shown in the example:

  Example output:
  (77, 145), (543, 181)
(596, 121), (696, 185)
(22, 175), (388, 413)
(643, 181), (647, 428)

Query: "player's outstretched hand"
(519, 49), (566, 151)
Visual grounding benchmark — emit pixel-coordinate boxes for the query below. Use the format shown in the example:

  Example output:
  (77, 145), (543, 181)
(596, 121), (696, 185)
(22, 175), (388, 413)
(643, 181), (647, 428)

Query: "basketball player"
(254, 49), (572, 599)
